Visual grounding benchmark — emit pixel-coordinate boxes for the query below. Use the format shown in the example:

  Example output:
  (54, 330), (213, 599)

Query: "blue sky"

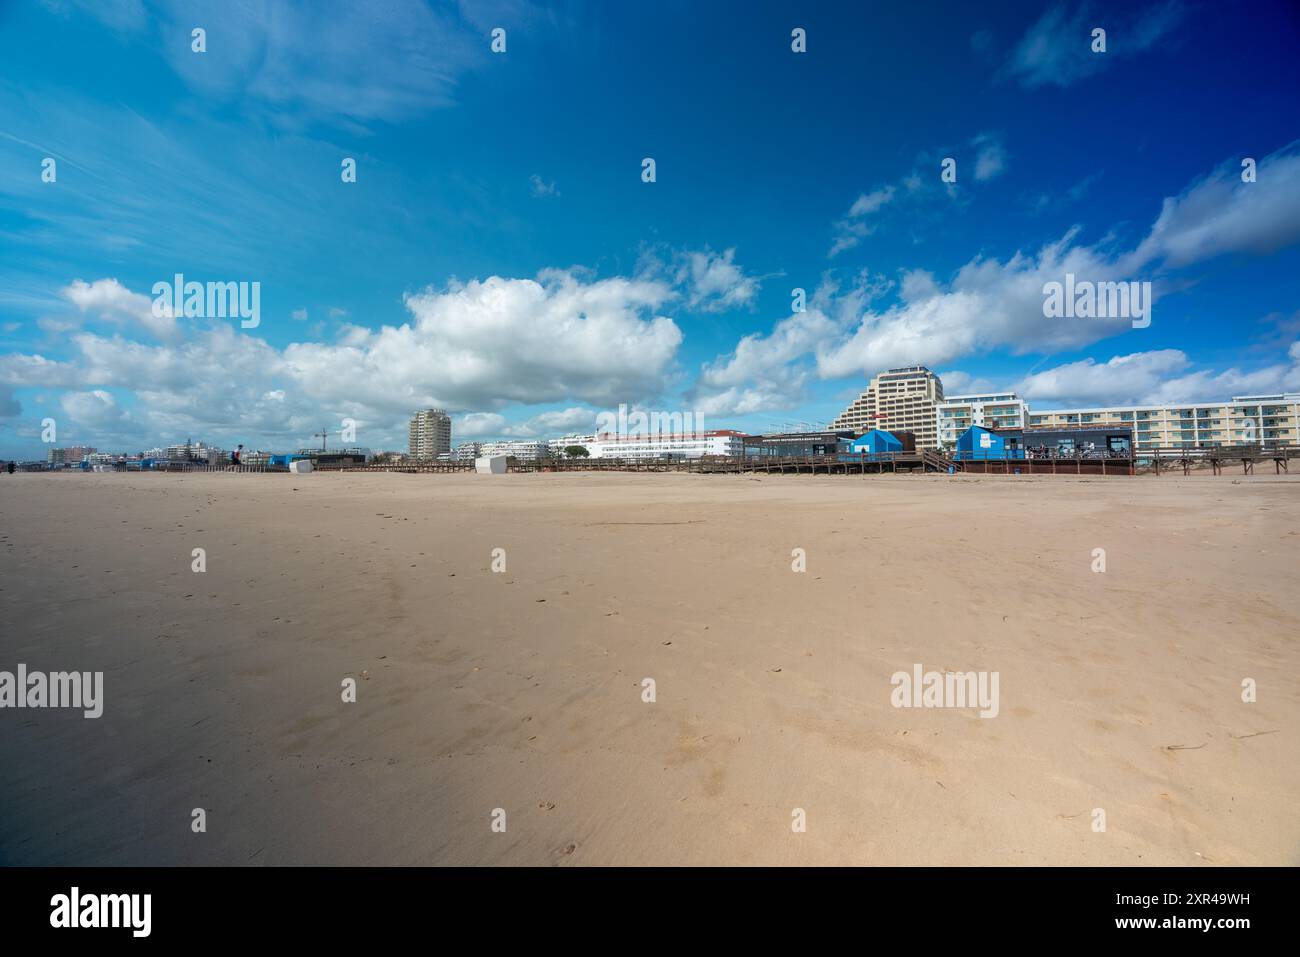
(2, 0), (1299, 456)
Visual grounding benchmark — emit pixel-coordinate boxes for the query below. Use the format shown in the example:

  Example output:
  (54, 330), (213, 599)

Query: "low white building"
(478, 439), (551, 461)
(580, 430), (745, 460)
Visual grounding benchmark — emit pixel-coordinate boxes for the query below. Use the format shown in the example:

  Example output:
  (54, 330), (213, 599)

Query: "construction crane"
(312, 427), (329, 452)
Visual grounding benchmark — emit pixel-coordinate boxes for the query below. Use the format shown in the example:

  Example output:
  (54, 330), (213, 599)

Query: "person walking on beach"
(228, 444), (243, 470)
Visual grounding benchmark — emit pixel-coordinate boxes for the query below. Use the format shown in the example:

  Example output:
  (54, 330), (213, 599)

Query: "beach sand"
(1, 470), (1296, 866)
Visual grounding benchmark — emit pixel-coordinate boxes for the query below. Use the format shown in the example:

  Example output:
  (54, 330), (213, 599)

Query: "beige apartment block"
(830, 366), (945, 448)
(408, 408), (452, 461)
(1026, 393), (1300, 449)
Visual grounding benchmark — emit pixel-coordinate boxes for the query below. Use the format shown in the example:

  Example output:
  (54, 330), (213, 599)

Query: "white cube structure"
(288, 459), (314, 473)
(475, 455), (507, 474)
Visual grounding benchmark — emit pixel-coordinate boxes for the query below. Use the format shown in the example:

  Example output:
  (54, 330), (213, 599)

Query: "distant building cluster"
(45, 446), (97, 465)
(9, 371), (1298, 473)
(828, 367), (1300, 453)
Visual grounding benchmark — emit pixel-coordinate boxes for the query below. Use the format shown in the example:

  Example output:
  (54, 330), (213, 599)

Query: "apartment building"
(830, 366), (945, 449)
(408, 408), (451, 461)
(45, 446), (96, 465)
(1026, 393), (1300, 449)
(478, 439), (550, 460)
(453, 442), (483, 461)
(935, 393), (1030, 449)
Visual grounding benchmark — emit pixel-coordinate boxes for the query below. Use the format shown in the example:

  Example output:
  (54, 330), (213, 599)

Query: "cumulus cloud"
(1005, 1), (1185, 89)
(2, 269), (683, 450)
(60, 278), (178, 341)
(938, 370), (998, 396)
(672, 248), (760, 312)
(816, 229), (1140, 378)
(456, 412), (507, 437)
(1015, 348), (1300, 407)
(458, 406), (597, 439)
(708, 142), (1300, 404)
(60, 388), (135, 432)
(689, 271), (888, 416)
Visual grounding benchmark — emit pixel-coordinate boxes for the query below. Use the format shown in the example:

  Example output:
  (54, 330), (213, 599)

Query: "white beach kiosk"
(475, 455), (507, 474)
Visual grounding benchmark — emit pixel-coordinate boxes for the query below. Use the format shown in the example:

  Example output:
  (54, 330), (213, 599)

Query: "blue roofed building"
(955, 425), (1025, 461)
(850, 429), (904, 454)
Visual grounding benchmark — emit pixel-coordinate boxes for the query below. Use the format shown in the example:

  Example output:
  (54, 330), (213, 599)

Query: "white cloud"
(1006, 1), (1185, 89)
(456, 412), (506, 437)
(972, 133), (1007, 181)
(529, 174), (560, 198)
(292, 308), (309, 321)
(1126, 142), (1300, 270)
(689, 271), (888, 416)
(60, 0), (517, 130)
(830, 186), (895, 257)
(673, 247), (760, 312)
(1015, 348), (1300, 407)
(60, 388), (136, 434)
(938, 370), (998, 395)
(3, 270), (683, 450)
(60, 278), (178, 341)
(719, 142), (1300, 398)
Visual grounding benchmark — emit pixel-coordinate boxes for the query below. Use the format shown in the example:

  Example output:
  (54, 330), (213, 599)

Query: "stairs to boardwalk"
(921, 450), (957, 473)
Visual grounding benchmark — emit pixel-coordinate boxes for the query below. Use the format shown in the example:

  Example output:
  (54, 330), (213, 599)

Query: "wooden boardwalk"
(109, 445), (1300, 479)
(1143, 445), (1300, 476)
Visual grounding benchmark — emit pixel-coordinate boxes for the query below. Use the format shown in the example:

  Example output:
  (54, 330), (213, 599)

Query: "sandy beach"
(0, 470), (1296, 866)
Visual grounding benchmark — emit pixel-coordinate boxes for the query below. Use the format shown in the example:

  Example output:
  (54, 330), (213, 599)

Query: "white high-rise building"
(408, 409), (451, 461)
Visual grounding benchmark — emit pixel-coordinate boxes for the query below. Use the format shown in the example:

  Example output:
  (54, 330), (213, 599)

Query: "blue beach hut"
(955, 425), (1025, 461)
(851, 429), (903, 454)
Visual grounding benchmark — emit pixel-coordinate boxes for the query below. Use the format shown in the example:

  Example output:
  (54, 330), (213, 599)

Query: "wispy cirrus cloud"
(48, 0), (527, 131)
(1004, 1), (1186, 89)
(830, 132), (1009, 257)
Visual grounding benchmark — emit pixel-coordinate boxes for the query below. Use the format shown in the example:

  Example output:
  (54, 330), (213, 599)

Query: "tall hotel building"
(1026, 393), (1300, 449)
(408, 408), (451, 461)
(830, 366), (945, 449)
